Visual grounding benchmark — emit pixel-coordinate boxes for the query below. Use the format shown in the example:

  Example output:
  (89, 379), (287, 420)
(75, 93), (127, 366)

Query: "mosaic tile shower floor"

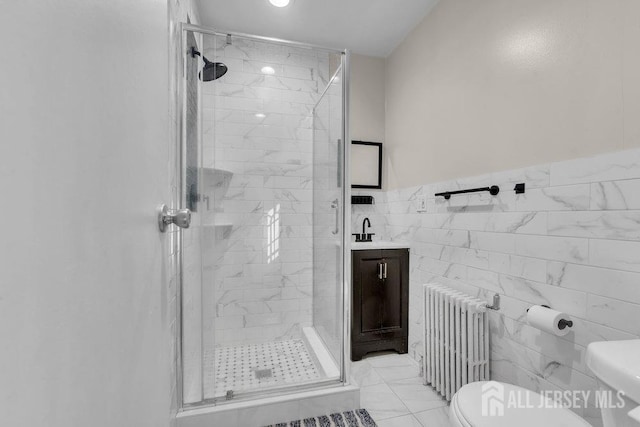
(204, 339), (322, 398)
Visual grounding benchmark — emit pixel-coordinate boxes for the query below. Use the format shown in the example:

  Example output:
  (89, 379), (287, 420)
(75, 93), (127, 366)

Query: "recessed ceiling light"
(255, 113), (266, 119)
(269, 0), (290, 7)
(261, 66), (275, 75)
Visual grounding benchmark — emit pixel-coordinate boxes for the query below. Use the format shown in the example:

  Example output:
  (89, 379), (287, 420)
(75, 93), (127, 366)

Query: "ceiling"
(194, 0), (439, 57)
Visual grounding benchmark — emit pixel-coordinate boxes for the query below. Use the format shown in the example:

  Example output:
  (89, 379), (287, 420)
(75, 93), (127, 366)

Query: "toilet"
(449, 381), (590, 427)
(586, 339), (640, 427)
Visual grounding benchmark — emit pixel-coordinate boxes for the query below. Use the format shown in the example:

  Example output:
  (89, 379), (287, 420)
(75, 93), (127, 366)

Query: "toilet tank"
(586, 340), (640, 427)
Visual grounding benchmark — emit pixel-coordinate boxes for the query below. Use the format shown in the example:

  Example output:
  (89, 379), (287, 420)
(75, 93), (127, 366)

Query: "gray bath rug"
(264, 409), (377, 427)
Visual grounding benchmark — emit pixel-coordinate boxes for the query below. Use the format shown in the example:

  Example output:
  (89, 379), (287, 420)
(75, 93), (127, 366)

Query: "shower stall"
(176, 23), (350, 410)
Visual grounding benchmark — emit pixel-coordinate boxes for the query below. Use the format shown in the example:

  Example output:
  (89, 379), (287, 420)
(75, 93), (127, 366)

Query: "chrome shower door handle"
(157, 204), (191, 232)
(331, 198), (339, 235)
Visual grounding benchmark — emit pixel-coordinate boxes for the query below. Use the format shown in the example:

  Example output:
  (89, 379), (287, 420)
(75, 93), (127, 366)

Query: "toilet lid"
(453, 381), (591, 427)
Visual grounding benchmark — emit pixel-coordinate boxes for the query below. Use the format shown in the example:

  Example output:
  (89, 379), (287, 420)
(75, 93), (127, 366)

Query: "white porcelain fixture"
(351, 241), (409, 250)
(586, 339), (640, 426)
(449, 381), (590, 427)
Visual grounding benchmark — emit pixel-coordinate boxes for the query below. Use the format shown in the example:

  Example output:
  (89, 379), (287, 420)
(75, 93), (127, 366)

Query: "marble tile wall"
(351, 190), (389, 242)
(352, 148), (640, 426)
(197, 36), (332, 348)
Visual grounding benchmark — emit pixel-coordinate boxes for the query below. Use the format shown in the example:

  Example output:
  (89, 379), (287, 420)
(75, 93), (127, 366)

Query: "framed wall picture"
(351, 141), (382, 189)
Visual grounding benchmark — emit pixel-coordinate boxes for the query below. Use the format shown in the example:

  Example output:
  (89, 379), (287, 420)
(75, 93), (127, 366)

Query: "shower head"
(201, 57), (228, 82)
(190, 47), (227, 81)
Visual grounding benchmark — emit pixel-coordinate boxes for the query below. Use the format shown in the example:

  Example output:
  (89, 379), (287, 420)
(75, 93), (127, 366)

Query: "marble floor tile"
(360, 383), (411, 421)
(364, 353), (417, 368)
(356, 353), (453, 426)
(413, 406), (452, 427)
(363, 353), (420, 382)
(376, 414), (423, 427)
(375, 364), (420, 382)
(387, 377), (448, 413)
(350, 360), (384, 387)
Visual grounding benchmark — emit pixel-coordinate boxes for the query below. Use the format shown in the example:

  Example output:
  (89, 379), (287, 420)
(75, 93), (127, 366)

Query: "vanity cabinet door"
(358, 253), (385, 333)
(351, 248), (409, 361)
(379, 250), (406, 331)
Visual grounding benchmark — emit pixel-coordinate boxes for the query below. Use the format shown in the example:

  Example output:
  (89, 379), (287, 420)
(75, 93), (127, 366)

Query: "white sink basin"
(351, 241), (409, 250)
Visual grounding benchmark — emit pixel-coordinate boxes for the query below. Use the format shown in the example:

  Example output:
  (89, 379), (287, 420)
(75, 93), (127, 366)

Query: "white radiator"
(423, 284), (490, 401)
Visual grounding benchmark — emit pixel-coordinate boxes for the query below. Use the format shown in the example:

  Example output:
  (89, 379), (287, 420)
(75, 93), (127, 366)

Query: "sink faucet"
(352, 218), (375, 242)
(362, 218), (371, 235)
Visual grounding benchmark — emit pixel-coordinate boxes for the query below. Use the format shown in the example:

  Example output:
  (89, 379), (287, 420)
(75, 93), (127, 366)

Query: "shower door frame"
(174, 22), (352, 411)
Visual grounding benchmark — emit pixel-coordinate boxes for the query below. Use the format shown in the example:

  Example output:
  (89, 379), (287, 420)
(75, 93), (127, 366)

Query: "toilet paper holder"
(526, 305), (574, 330)
(557, 318), (574, 330)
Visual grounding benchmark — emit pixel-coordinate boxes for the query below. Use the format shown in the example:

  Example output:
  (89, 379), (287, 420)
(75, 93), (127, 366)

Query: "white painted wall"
(0, 1), (173, 426)
(384, 0), (640, 190)
(350, 54), (386, 144)
(350, 54), (386, 192)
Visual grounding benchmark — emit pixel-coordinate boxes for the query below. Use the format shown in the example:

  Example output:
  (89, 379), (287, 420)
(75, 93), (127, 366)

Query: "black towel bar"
(435, 185), (500, 200)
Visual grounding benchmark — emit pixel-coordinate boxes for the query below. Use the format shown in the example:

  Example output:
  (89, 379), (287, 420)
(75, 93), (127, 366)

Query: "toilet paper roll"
(526, 305), (572, 336)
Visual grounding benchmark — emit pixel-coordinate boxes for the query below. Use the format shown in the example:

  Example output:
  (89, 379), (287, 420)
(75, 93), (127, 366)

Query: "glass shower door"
(178, 23), (348, 407)
(312, 66), (346, 371)
(180, 27), (206, 405)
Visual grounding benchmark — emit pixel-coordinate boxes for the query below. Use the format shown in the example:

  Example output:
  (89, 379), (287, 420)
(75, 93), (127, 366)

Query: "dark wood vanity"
(351, 246), (409, 361)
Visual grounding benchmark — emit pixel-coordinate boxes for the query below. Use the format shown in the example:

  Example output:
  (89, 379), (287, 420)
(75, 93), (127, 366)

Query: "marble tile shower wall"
(353, 148), (640, 426)
(199, 37), (331, 347)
